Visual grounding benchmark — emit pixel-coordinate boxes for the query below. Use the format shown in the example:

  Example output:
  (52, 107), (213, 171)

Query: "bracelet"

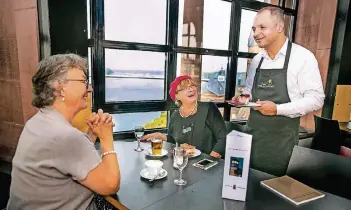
(101, 150), (117, 158)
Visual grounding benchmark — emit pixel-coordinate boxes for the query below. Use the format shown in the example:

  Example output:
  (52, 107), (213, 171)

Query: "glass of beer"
(151, 138), (163, 155)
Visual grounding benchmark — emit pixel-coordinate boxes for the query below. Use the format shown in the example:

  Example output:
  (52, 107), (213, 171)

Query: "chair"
(287, 145), (351, 200)
(310, 115), (342, 155)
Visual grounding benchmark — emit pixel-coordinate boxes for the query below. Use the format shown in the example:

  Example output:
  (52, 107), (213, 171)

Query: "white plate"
(228, 101), (262, 108)
(188, 149), (201, 158)
(140, 168), (167, 180)
(145, 148), (168, 157)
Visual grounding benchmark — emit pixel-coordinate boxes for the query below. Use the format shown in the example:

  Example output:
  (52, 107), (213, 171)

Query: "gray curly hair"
(32, 54), (88, 108)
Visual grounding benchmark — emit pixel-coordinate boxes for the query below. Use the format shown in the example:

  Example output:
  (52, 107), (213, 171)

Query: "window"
(112, 111), (167, 132)
(104, 0), (167, 44)
(285, 0), (296, 9)
(221, 107), (250, 122)
(87, 0), (91, 39)
(178, 0), (231, 50)
(231, 107), (250, 122)
(105, 49), (166, 102)
(88, 0), (298, 135)
(236, 58), (250, 94)
(87, 47), (93, 105)
(88, 47), (92, 83)
(177, 54), (229, 102)
(239, 9), (294, 53)
(284, 15), (294, 39)
(231, 58), (253, 121)
(218, 107), (224, 117)
(239, 10), (263, 53)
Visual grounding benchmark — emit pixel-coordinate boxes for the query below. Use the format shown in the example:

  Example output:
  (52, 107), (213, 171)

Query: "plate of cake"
(180, 143), (201, 158)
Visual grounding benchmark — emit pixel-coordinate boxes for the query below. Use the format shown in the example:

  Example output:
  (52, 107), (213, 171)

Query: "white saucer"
(145, 148), (168, 157)
(140, 168), (167, 180)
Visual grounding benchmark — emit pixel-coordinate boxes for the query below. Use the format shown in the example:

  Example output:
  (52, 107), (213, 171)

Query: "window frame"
(88, 0), (299, 136)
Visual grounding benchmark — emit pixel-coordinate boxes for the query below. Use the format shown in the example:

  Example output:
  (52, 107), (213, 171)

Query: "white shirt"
(243, 39), (325, 118)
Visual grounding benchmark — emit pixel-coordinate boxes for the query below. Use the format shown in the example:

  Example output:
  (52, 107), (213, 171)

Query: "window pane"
(239, 10), (263, 53)
(236, 58), (249, 94)
(218, 107), (224, 117)
(239, 10), (293, 52)
(88, 47), (93, 106)
(112, 111), (167, 132)
(232, 57), (251, 121)
(231, 107), (250, 121)
(284, 15), (294, 39)
(87, 0), (91, 39)
(88, 47), (92, 83)
(178, 0), (231, 50)
(285, 0), (296, 9)
(105, 49), (165, 102)
(104, 0), (167, 44)
(176, 54), (229, 102)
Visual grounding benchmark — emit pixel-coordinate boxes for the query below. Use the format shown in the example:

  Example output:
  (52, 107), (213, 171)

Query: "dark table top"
(106, 140), (351, 210)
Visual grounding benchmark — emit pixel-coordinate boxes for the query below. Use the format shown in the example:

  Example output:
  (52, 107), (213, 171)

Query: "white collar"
(260, 38), (289, 61)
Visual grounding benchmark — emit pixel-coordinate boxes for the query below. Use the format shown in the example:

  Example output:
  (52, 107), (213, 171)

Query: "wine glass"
(134, 126), (144, 152)
(173, 147), (188, 185)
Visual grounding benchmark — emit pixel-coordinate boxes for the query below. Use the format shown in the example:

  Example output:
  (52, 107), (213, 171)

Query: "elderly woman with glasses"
(143, 75), (227, 158)
(7, 54), (120, 210)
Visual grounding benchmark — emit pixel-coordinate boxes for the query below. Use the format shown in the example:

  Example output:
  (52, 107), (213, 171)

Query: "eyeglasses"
(66, 79), (90, 89)
(176, 85), (197, 93)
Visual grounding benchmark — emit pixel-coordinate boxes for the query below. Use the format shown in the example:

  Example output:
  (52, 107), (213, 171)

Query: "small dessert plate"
(227, 101), (262, 108)
(188, 149), (202, 158)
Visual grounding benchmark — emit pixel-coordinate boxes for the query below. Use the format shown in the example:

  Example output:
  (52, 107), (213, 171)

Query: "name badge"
(182, 126), (192, 134)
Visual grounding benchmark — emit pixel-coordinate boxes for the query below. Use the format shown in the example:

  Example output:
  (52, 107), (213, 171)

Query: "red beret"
(169, 75), (192, 101)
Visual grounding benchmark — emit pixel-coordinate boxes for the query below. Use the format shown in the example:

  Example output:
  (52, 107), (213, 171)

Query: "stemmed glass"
(173, 147), (188, 185)
(134, 126), (144, 152)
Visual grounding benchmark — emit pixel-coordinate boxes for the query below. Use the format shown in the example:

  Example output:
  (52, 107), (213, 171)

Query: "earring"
(62, 97), (65, 102)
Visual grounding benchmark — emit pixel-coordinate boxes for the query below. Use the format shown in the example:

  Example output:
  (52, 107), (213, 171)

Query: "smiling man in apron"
(234, 7), (325, 176)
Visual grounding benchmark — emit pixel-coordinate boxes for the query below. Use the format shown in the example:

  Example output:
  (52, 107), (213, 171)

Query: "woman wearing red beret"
(143, 75), (227, 158)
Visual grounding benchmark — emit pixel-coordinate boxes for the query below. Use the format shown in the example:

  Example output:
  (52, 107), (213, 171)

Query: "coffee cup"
(145, 160), (163, 177)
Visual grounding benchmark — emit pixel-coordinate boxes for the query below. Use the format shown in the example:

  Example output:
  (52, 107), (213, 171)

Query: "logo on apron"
(258, 79), (274, 89)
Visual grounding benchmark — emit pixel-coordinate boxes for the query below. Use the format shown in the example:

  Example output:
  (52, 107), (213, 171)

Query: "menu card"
(222, 130), (252, 201)
(261, 176), (325, 205)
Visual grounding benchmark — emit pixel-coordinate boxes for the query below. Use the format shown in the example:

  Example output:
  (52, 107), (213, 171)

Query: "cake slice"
(180, 143), (196, 156)
(238, 94), (250, 105)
